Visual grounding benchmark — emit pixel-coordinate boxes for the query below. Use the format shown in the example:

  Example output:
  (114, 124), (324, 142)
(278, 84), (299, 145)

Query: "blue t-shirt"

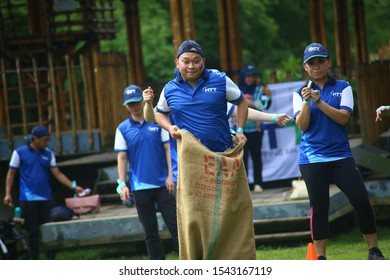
(114, 118), (169, 192)
(9, 145), (57, 201)
(292, 78), (354, 164)
(156, 68), (243, 152)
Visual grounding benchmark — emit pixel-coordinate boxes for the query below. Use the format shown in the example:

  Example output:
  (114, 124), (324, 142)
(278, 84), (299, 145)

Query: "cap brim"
(303, 55), (329, 63)
(123, 97), (143, 105)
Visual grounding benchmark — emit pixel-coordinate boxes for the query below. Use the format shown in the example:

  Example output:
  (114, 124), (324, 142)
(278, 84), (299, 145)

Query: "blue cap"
(123, 85), (143, 105)
(241, 64), (257, 76)
(177, 40), (204, 58)
(303, 43), (329, 63)
(25, 125), (49, 141)
(31, 125), (49, 137)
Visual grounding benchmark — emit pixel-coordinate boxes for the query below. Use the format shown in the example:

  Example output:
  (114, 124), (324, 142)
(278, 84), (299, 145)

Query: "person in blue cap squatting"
(4, 125), (85, 259)
(114, 85), (178, 260)
(155, 39), (249, 152)
(293, 42), (386, 260)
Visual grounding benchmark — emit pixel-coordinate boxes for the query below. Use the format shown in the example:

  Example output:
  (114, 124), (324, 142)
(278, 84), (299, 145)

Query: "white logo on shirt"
(204, 87), (217, 93)
(148, 127), (159, 132)
(331, 91), (342, 97)
(41, 156), (49, 161)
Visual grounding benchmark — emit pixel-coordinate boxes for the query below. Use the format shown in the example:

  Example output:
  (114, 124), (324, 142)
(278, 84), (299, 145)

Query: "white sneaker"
(254, 184), (263, 192)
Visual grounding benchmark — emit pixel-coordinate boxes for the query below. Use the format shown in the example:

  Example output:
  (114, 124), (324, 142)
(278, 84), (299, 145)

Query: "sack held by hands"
(65, 194), (101, 215)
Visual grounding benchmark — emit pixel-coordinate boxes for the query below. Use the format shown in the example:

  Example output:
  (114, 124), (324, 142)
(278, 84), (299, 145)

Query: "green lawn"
(52, 225), (390, 260)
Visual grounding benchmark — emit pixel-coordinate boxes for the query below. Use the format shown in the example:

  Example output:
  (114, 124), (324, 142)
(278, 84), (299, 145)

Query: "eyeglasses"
(306, 58), (327, 66)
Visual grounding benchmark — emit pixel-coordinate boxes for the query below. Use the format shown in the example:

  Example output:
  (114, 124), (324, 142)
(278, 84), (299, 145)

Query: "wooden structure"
(0, 0), (129, 159)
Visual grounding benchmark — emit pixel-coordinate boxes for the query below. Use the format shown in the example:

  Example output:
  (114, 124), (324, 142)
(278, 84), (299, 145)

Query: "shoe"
(254, 184), (263, 193)
(368, 247), (387, 260)
(317, 255), (327, 260)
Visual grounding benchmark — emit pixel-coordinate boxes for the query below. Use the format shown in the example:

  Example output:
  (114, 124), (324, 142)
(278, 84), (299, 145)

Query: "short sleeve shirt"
(9, 145), (57, 201)
(292, 78), (354, 164)
(114, 118), (169, 191)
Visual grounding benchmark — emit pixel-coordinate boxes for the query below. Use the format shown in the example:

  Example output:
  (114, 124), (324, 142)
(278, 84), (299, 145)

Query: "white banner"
(247, 80), (305, 183)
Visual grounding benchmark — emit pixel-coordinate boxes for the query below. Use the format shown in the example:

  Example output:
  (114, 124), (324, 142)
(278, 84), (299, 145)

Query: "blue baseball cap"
(123, 85), (143, 105)
(25, 125), (49, 141)
(241, 64), (257, 76)
(177, 40), (204, 58)
(303, 43), (329, 63)
(31, 125), (49, 137)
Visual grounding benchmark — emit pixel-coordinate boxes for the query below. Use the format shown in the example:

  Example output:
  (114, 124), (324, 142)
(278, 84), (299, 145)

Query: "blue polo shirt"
(156, 68), (243, 152)
(292, 78), (354, 164)
(114, 118), (169, 192)
(9, 145), (57, 201)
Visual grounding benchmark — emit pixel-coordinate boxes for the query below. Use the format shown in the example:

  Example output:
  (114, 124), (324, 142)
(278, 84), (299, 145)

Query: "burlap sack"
(176, 130), (256, 260)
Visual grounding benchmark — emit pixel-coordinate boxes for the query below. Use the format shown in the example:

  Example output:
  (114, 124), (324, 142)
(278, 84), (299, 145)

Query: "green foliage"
(100, 0), (390, 84)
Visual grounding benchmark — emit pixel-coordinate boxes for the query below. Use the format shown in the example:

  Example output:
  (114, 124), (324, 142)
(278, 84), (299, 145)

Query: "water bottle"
(14, 207), (22, 218)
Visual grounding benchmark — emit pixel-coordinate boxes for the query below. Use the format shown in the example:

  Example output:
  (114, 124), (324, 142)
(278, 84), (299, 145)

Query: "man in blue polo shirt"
(114, 85), (178, 260)
(4, 125), (85, 259)
(155, 40), (248, 152)
(143, 84), (291, 185)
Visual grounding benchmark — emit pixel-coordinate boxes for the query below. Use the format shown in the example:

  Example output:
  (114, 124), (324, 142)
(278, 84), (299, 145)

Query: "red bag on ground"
(65, 194), (101, 215)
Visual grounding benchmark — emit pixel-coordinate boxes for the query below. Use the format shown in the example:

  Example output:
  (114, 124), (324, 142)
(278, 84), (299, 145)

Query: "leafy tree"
(101, 0), (390, 84)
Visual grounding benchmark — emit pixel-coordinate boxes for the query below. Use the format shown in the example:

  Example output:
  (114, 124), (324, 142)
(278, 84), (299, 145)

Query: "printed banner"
(247, 80), (305, 183)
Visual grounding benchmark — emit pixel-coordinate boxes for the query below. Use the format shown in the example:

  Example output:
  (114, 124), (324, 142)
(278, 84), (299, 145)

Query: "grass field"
(52, 225), (390, 260)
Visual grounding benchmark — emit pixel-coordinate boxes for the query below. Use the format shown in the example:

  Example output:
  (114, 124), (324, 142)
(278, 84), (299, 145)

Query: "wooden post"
(65, 55), (77, 152)
(32, 58), (43, 125)
(217, 0), (229, 73)
(217, 0), (242, 82)
(170, 0), (184, 54)
(182, 0), (195, 40)
(70, 58), (82, 130)
(226, 0), (242, 82)
(79, 55), (93, 150)
(309, 0), (327, 46)
(16, 58), (28, 135)
(333, 0), (351, 78)
(352, 0), (369, 64)
(123, 0), (145, 86)
(170, 0), (195, 57)
(48, 54), (62, 153)
(1, 58), (12, 145)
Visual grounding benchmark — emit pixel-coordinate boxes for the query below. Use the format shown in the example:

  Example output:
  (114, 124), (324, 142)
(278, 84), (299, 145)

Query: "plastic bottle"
(14, 207), (22, 218)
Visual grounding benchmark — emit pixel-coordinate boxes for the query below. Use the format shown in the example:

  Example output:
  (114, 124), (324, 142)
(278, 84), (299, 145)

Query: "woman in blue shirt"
(293, 43), (386, 260)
